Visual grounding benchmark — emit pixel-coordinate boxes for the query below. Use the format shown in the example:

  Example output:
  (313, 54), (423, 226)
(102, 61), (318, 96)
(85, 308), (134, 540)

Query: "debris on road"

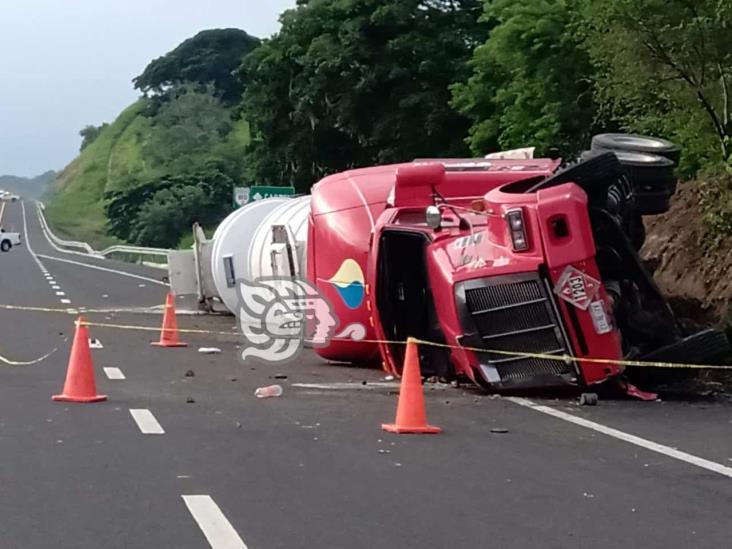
(185, 370), (195, 377)
(274, 374), (288, 379)
(186, 396), (196, 403)
(490, 427), (510, 434)
(198, 347), (221, 354)
(255, 384), (283, 398)
(88, 338), (103, 349)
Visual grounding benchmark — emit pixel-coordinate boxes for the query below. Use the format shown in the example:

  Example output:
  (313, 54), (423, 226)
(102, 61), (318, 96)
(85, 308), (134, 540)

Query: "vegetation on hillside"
(50, 1), (732, 249)
(47, 29), (257, 248)
(239, 0), (487, 192)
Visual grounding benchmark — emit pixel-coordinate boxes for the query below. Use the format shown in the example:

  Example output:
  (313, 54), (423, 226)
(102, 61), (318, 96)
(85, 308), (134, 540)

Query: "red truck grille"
(457, 274), (576, 387)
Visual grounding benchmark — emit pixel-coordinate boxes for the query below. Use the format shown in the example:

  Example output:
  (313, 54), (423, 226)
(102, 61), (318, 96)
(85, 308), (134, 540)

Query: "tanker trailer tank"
(210, 196), (312, 314)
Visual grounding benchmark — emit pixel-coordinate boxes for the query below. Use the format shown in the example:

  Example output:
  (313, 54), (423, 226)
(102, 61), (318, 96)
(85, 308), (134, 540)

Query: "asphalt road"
(0, 199), (730, 548)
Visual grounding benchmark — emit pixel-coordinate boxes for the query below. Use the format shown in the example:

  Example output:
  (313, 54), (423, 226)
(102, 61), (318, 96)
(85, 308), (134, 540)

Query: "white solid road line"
(507, 397), (732, 479)
(103, 367), (126, 380)
(31, 201), (169, 286)
(129, 409), (165, 434)
(292, 381), (401, 390)
(36, 253), (169, 286)
(20, 201), (47, 272)
(182, 495), (249, 549)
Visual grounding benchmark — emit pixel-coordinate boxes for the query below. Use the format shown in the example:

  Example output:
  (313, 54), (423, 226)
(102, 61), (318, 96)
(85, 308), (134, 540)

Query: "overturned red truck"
(307, 134), (729, 393)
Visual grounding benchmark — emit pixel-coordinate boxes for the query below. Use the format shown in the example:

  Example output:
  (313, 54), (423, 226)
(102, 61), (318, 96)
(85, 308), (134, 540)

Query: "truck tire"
(629, 329), (730, 386)
(591, 133), (681, 164)
(616, 151), (676, 215)
(0, 240), (11, 252)
(639, 329), (730, 365)
(583, 150), (676, 215)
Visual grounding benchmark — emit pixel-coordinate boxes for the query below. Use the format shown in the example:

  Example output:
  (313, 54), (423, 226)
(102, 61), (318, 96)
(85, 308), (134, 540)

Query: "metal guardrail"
(35, 202), (171, 265)
(35, 202), (98, 255)
(100, 245), (171, 258)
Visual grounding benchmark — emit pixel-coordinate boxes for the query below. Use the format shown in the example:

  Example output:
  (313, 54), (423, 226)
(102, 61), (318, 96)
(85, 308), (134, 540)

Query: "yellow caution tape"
(0, 303), (173, 315)
(84, 321), (239, 337)
(1, 303), (730, 371)
(0, 344), (63, 366)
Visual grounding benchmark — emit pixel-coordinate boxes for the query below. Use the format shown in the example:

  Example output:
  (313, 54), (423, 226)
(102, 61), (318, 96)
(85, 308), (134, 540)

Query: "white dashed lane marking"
(129, 409), (165, 434)
(60, 299), (71, 304)
(182, 495), (248, 549)
(103, 367), (125, 380)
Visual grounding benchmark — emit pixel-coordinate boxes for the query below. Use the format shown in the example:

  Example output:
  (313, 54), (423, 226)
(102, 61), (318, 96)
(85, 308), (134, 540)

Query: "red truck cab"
(307, 142), (728, 391)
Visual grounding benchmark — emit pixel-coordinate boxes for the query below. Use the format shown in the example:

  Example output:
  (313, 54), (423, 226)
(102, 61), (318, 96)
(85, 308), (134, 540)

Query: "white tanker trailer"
(168, 195), (311, 313)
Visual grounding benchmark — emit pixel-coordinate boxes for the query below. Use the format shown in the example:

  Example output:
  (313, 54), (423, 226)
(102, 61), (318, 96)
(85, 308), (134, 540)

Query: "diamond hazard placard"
(554, 266), (601, 310)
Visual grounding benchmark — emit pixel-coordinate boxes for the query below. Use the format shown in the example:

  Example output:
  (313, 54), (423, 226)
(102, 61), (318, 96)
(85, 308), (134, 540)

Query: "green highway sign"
(249, 186), (296, 201)
(233, 185), (296, 208)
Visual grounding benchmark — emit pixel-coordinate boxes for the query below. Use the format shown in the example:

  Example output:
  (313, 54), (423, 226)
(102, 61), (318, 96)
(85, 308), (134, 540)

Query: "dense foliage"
(52, 2), (732, 248)
(579, 0), (732, 176)
(452, 0), (599, 157)
(99, 85), (245, 247)
(79, 124), (108, 151)
(239, 0), (488, 191)
(133, 29), (259, 103)
(105, 168), (234, 248)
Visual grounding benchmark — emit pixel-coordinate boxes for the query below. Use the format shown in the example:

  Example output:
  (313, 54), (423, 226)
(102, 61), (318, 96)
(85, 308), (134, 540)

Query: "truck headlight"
(506, 209), (529, 251)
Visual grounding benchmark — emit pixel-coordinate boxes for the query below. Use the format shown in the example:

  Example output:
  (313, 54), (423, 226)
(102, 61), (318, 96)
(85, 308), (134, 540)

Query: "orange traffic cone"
(382, 338), (441, 434)
(151, 292), (188, 348)
(53, 317), (107, 403)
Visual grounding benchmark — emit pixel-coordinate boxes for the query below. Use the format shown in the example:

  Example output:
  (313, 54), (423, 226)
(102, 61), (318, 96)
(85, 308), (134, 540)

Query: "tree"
(143, 84), (234, 174)
(581, 0), (732, 170)
(134, 29), (260, 103)
(239, 0), (487, 192)
(105, 168), (234, 247)
(79, 123), (108, 151)
(452, 0), (599, 157)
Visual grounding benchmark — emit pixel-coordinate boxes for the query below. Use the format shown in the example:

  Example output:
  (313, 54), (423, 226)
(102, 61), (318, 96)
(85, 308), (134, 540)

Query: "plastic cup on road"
(254, 384), (283, 398)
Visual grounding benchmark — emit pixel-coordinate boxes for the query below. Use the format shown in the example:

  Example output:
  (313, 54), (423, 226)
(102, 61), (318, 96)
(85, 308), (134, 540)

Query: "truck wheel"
(0, 240), (11, 252)
(585, 150), (676, 215)
(640, 329), (730, 365)
(591, 133), (681, 164)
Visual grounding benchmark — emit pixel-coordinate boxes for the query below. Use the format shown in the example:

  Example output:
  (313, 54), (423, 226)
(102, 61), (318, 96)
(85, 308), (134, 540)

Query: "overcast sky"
(0, 0), (296, 177)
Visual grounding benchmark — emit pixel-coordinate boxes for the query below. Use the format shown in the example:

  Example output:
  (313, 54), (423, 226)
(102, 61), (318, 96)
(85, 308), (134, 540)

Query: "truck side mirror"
(425, 206), (442, 229)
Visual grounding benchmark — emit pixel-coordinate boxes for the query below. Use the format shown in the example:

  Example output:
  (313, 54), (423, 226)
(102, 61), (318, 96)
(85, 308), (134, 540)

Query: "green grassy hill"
(45, 99), (250, 248)
(45, 28), (257, 249)
(45, 102), (151, 247)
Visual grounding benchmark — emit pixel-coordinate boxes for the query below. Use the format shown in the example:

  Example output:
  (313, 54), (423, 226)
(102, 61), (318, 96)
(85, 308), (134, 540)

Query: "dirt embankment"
(641, 179), (732, 327)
